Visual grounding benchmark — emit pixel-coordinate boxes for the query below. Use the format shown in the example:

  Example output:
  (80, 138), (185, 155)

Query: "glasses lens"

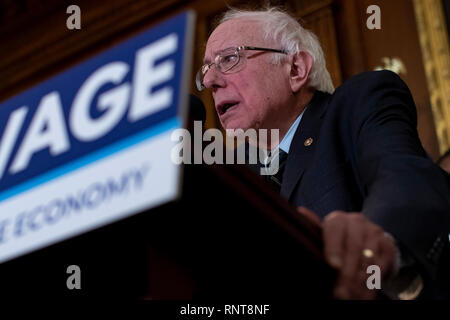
(195, 68), (205, 91)
(220, 51), (240, 73)
(194, 48), (242, 91)
(201, 64), (210, 75)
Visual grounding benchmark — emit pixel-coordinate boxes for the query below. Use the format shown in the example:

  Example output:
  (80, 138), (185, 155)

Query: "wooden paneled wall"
(0, 0), (442, 158)
(334, 0), (441, 159)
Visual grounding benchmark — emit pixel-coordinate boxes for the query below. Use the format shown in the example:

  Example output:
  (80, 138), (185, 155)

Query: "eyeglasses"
(195, 45), (287, 91)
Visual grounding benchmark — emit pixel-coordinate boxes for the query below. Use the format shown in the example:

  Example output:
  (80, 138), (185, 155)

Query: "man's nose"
(202, 65), (226, 90)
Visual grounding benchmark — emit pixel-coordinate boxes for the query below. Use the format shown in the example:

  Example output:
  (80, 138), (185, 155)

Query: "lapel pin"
(304, 137), (313, 146)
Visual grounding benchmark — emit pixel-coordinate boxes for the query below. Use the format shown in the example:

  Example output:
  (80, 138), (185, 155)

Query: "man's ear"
(288, 51), (313, 93)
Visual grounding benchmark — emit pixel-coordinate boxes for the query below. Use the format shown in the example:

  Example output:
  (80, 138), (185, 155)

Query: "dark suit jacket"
(251, 71), (450, 298)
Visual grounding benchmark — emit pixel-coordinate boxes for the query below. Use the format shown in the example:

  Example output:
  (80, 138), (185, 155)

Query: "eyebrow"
(202, 47), (236, 64)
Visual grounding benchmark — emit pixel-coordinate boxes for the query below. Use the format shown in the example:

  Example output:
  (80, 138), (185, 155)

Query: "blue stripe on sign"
(0, 117), (180, 203)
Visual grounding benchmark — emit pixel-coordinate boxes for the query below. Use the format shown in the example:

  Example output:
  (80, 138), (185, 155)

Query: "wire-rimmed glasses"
(195, 45), (287, 91)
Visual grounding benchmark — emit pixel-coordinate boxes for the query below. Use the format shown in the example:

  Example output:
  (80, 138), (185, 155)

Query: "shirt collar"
(278, 109), (306, 153)
(262, 108), (307, 167)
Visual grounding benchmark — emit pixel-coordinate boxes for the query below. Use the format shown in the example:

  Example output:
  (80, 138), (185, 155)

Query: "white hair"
(220, 7), (335, 93)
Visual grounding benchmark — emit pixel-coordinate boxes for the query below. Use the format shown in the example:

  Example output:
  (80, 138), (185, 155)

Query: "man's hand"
(297, 207), (398, 299)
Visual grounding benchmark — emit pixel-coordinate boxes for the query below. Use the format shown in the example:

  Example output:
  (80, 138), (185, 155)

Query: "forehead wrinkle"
(204, 19), (265, 63)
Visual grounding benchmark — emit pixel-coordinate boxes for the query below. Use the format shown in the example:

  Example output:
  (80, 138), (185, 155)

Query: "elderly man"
(196, 7), (450, 299)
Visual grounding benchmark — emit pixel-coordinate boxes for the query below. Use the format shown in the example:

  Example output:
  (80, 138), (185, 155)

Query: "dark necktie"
(265, 149), (288, 192)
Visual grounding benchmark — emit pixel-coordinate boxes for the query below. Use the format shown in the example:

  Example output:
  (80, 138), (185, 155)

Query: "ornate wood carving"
(413, 0), (450, 155)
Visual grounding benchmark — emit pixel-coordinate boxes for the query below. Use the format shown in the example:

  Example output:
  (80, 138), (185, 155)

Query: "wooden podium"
(0, 156), (336, 299)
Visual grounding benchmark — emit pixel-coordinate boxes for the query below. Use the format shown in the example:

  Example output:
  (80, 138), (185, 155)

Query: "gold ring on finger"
(362, 248), (374, 258)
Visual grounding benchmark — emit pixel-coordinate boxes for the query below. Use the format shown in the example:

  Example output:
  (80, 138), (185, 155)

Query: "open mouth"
(219, 102), (239, 115)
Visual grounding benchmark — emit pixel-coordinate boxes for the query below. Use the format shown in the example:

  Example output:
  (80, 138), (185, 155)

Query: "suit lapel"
(280, 91), (329, 200)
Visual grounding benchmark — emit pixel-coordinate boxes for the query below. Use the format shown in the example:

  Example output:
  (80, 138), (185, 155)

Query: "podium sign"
(0, 11), (194, 263)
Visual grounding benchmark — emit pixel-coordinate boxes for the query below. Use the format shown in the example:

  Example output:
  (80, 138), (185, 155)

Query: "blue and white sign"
(0, 11), (194, 263)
